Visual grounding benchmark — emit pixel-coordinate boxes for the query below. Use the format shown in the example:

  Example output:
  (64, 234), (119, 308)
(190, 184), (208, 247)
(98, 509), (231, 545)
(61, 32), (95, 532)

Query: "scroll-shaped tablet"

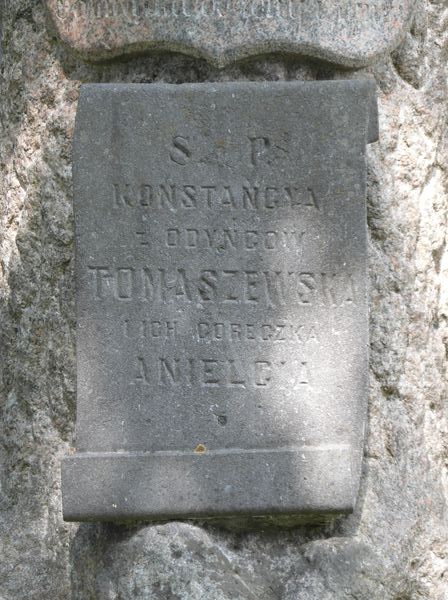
(62, 81), (377, 524)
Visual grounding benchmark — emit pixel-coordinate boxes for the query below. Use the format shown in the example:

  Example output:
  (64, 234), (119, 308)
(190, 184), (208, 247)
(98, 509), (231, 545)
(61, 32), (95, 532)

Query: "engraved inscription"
(196, 322), (319, 344)
(55, 0), (408, 23)
(112, 183), (320, 211)
(170, 136), (192, 165)
(133, 356), (311, 389)
(250, 136), (289, 167)
(121, 319), (319, 345)
(165, 228), (306, 251)
(87, 266), (357, 308)
(123, 319), (179, 340)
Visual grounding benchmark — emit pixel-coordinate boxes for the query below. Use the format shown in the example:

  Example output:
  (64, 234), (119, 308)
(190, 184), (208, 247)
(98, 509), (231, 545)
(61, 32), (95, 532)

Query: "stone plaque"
(62, 81), (377, 522)
(46, 0), (415, 68)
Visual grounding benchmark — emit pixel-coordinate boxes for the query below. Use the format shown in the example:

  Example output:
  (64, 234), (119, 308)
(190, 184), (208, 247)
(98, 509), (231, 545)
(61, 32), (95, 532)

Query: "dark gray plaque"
(62, 81), (377, 523)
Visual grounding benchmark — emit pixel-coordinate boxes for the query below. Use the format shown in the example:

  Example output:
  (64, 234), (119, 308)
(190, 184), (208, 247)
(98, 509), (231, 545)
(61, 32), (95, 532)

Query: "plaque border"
(62, 445), (354, 522)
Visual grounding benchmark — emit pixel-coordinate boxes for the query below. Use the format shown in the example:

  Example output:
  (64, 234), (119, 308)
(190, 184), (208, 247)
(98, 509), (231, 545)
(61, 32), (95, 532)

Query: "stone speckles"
(45, 0), (416, 67)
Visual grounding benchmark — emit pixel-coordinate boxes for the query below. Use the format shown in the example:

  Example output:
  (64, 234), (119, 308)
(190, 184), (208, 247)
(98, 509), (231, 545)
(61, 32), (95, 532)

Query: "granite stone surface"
(45, 0), (416, 67)
(1, 2), (447, 598)
(62, 81), (377, 522)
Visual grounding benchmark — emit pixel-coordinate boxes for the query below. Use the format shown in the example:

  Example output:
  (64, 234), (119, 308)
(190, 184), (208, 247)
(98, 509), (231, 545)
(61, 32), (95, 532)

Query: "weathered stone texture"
(0, 1), (447, 599)
(63, 80), (374, 523)
(44, 0), (416, 67)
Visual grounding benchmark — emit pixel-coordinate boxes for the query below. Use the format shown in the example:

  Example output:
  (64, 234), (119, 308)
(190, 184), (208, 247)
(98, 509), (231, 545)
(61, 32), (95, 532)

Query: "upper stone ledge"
(45, 0), (416, 68)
